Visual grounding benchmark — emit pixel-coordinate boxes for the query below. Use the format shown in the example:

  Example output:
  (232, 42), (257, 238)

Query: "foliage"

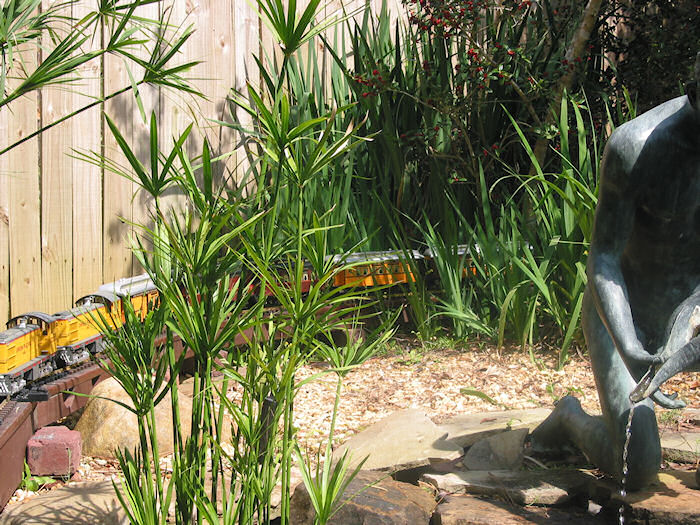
(0, 0), (199, 156)
(20, 461), (55, 491)
(595, 0), (699, 112)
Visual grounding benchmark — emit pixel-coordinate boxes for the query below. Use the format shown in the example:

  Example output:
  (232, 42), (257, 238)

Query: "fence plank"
(158, 0), (195, 216)
(72, 2), (103, 299)
(233, 0), (260, 187)
(41, 0), (74, 314)
(0, 109), (9, 327)
(103, 51), (135, 283)
(7, 42), (41, 317)
(200, 0), (236, 182)
(130, 1), (161, 273)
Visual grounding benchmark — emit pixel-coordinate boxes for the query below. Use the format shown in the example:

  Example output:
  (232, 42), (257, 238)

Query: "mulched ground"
(6, 336), (700, 507)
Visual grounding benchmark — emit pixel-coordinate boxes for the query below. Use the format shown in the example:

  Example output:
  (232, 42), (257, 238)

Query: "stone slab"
(0, 481), (125, 525)
(660, 431), (700, 456)
(335, 409), (463, 472)
(422, 468), (595, 506)
(438, 409), (552, 449)
(597, 469), (700, 524)
(433, 494), (604, 524)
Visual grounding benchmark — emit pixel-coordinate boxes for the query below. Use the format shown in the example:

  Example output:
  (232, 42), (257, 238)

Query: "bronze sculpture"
(531, 53), (700, 491)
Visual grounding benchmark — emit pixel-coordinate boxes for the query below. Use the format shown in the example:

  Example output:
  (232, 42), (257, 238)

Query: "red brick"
(27, 426), (81, 477)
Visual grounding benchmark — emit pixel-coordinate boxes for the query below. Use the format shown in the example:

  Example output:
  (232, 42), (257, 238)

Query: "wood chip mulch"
(293, 338), (700, 449)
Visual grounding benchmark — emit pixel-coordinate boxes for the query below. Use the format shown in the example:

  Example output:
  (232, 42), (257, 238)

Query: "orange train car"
(330, 250), (423, 288)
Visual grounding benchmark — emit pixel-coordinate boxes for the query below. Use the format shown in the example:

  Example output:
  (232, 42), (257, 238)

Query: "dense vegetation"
(3, 0), (697, 523)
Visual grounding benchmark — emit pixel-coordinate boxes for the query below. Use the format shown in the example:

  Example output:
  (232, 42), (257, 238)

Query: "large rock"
(433, 494), (602, 524)
(438, 409), (551, 449)
(334, 409), (463, 472)
(0, 481), (125, 525)
(290, 470), (436, 524)
(422, 469), (595, 506)
(462, 428), (528, 471)
(75, 377), (192, 458)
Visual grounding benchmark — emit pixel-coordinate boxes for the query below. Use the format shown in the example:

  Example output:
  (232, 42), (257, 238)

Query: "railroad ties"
(0, 363), (110, 510)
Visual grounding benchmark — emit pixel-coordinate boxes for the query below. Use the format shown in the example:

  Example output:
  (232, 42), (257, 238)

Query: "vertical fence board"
(8, 44), (41, 317)
(0, 109), (9, 327)
(130, 1), (161, 273)
(41, 0), (74, 314)
(72, 2), (103, 299)
(233, 0), (260, 186)
(200, 1), (236, 181)
(158, 0), (194, 215)
(103, 49), (134, 283)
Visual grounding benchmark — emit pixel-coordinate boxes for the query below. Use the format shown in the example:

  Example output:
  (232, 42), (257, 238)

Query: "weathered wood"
(71, 1), (103, 300)
(8, 43), (41, 317)
(233, 0), (260, 187)
(200, 0), (236, 182)
(41, 0), (74, 314)
(0, 108), (10, 327)
(130, 0), (161, 273)
(158, 0), (194, 214)
(103, 41), (135, 283)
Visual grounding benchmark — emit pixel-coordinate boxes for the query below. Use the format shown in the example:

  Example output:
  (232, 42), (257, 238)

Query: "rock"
(596, 469), (700, 524)
(0, 481), (125, 525)
(433, 494), (602, 524)
(74, 377), (192, 459)
(289, 470), (436, 524)
(422, 469), (594, 506)
(438, 409), (552, 449)
(27, 426), (81, 477)
(334, 409), (463, 473)
(660, 430), (700, 462)
(462, 428), (528, 471)
(269, 466), (304, 521)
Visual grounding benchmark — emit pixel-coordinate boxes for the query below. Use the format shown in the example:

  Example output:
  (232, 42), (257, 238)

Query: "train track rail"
(0, 363), (110, 510)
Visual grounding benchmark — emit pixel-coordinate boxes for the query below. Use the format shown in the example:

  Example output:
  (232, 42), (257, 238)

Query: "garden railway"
(0, 249), (451, 511)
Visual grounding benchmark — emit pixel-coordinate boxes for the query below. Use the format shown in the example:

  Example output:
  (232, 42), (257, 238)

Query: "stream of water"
(618, 401), (636, 525)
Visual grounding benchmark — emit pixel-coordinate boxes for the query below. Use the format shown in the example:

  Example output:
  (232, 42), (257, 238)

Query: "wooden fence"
(0, 0), (400, 328)
(0, 0), (280, 328)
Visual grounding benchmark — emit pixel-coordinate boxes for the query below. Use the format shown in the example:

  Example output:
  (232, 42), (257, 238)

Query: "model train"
(0, 247), (472, 397)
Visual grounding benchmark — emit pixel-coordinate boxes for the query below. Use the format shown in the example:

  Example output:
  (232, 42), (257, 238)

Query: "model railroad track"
(0, 362), (111, 510)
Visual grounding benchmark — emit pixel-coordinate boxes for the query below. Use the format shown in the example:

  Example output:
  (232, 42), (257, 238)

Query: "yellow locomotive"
(0, 275), (157, 397)
(0, 248), (460, 397)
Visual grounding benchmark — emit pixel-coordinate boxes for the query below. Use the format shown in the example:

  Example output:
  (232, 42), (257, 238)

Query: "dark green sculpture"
(532, 53), (700, 491)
